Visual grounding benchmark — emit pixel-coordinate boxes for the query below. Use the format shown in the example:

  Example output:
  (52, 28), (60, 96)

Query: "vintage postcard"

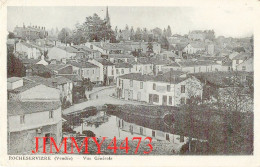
(0, 0), (259, 166)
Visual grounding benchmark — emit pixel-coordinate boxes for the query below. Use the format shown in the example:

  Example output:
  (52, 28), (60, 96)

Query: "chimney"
(61, 58), (67, 64)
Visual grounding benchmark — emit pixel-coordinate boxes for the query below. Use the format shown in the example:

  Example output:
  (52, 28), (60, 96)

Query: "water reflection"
(73, 111), (190, 146)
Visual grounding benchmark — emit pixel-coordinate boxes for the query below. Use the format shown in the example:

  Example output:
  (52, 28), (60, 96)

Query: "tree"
(159, 36), (169, 50)
(147, 42), (153, 56)
(58, 28), (72, 44)
(8, 32), (15, 39)
(7, 51), (26, 77)
(166, 25), (172, 37)
(81, 13), (115, 42)
(134, 27), (142, 41)
(82, 78), (93, 91)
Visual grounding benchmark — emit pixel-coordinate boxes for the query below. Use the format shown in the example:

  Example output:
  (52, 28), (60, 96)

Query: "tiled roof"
(57, 46), (79, 53)
(108, 54), (135, 59)
(166, 62), (181, 67)
(68, 61), (98, 68)
(178, 60), (219, 67)
(232, 53), (251, 60)
(96, 59), (115, 66)
(9, 82), (40, 93)
(189, 71), (253, 87)
(72, 45), (98, 53)
(189, 43), (205, 49)
(198, 56), (227, 62)
(137, 57), (153, 64)
(150, 58), (172, 65)
(46, 64), (71, 71)
(24, 76), (72, 86)
(57, 74), (82, 82)
(8, 101), (61, 116)
(21, 59), (40, 65)
(7, 77), (23, 83)
(115, 62), (133, 68)
(119, 73), (188, 84)
(27, 64), (52, 73)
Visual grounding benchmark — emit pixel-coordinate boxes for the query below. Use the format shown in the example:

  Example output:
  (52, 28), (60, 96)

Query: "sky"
(7, 6), (254, 38)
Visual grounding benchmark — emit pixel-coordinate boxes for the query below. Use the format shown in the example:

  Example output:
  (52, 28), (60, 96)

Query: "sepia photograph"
(1, 1), (258, 166)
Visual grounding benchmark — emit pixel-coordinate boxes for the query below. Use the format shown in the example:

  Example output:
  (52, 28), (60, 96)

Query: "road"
(63, 86), (152, 115)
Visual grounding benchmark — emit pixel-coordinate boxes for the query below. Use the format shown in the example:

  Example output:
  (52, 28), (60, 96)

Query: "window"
(140, 127), (143, 135)
(152, 131), (155, 137)
(180, 97), (186, 104)
(140, 82), (143, 89)
(153, 94), (159, 103)
(90, 45), (93, 49)
(111, 69), (114, 75)
(181, 85), (185, 93)
(236, 60), (239, 64)
(20, 115), (25, 124)
(167, 85), (171, 92)
(180, 135), (184, 142)
(169, 96), (172, 105)
(93, 70), (95, 74)
(153, 83), (156, 90)
(121, 69), (124, 74)
(242, 66), (246, 71)
(166, 134), (170, 141)
(49, 111), (54, 119)
(116, 69), (119, 74)
(129, 68), (131, 73)
(130, 80), (133, 87)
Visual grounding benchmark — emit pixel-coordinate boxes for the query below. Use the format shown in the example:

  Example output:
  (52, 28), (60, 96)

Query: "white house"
(15, 42), (41, 59)
(116, 72), (203, 106)
(161, 60), (222, 74)
(68, 61), (102, 84)
(88, 59), (115, 85)
(7, 77), (62, 154)
(183, 43), (205, 54)
(236, 57), (253, 72)
(232, 53), (251, 70)
(48, 46), (78, 61)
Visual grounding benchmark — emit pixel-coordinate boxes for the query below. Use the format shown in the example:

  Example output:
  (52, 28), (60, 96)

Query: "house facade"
(236, 57), (253, 72)
(68, 61), (101, 84)
(7, 76), (62, 154)
(15, 42), (41, 59)
(24, 76), (73, 104)
(88, 59), (115, 85)
(116, 73), (203, 106)
(231, 53), (251, 70)
(183, 43), (205, 54)
(48, 46), (77, 61)
(161, 60), (222, 74)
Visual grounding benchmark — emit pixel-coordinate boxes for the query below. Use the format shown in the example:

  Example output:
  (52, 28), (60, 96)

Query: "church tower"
(105, 6), (111, 27)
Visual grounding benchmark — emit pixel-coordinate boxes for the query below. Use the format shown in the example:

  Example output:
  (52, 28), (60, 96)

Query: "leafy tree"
(8, 32), (15, 39)
(159, 36), (169, 50)
(58, 28), (72, 44)
(81, 13), (115, 42)
(82, 78), (93, 91)
(134, 27), (142, 41)
(166, 25), (172, 37)
(7, 51), (26, 77)
(147, 42), (153, 56)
